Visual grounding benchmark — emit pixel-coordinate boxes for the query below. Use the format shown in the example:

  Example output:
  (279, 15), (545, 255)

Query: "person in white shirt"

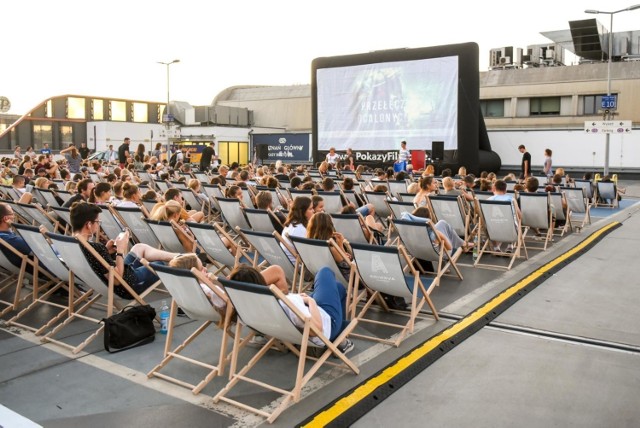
(325, 147), (339, 167)
(280, 196), (314, 264)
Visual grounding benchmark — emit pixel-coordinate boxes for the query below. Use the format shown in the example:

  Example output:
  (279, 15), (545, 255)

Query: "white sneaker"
(249, 334), (269, 347)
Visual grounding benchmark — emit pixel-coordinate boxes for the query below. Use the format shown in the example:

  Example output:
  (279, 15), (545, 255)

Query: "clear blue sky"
(2, 0), (639, 114)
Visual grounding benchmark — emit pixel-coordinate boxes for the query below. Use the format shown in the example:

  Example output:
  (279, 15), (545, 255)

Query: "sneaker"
(505, 244), (514, 253)
(249, 334), (269, 347)
(337, 338), (355, 355)
(177, 307), (189, 317)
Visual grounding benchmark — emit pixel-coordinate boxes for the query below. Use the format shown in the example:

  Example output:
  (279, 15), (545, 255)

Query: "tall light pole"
(585, 4), (640, 176)
(157, 59), (180, 160)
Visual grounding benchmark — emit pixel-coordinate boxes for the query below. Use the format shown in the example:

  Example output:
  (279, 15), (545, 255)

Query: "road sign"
(584, 120), (632, 134)
(601, 95), (617, 109)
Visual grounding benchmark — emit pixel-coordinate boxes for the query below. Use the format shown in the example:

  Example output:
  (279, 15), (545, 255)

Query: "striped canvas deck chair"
(146, 264), (234, 395)
(475, 199), (528, 271)
(561, 186), (591, 231)
(519, 192), (554, 251)
(392, 218), (463, 284)
(349, 242), (438, 346)
(41, 234), (159, 354)
(213, 278), (358, 423)
(9, 224), (89, 335)
(428, 195), (471, 242)
(595, 181), (619, 208)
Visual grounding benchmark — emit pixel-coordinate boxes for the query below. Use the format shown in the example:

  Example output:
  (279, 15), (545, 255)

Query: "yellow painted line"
(304, 222), (620, 427)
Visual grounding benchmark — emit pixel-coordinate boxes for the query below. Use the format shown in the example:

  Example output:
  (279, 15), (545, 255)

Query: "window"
(530, 97), (560, 116)
(67, 97), (85, 119)
(480, 99), (505, 117)
(33, 124), (53, 149)
(45, 100), (53, 118)
(583, 94), (610, 115)
(92, 99), (104, 120)
(110, 100), (127, 121)
(133, 102), (148, 123)
(60, 125), (73, 145)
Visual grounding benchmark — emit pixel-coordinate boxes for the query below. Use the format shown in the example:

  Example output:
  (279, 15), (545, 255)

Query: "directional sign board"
(584, 120), (632, 134)
(601, 95), (617, 110)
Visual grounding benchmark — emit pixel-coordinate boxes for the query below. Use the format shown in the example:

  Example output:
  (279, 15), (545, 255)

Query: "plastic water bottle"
(159, 300), (169, 334)
(472, 235), (478, 261)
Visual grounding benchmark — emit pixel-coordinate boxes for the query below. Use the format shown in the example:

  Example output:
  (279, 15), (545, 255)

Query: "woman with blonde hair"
(150, 199), (183, 222)
(65, 181), (78, 194)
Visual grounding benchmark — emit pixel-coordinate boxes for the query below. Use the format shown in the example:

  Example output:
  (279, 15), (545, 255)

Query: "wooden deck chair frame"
(288, 235), (354, 293)
(235, 228), (300, 288)
(111, 205), (161, 248)
(595, 181), (619, 208)
(40, 234), (159, 354)
(428, 195), (471, 242)
(392, 218), (463, 284)
(185, 222), (244, 275)
(549, 191), (571, 237)
(146, 264), (236, 394)
(348, 242), (438, 346)
(213, 278), (359, 423)
(475, 199), (528, 271)
(561, 186), (591, 231)
(518, 192), (554, 251)
(9, 224), (91, 334)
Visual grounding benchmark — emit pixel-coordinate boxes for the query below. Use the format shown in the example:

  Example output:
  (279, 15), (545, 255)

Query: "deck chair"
(179, 188), (204, 212)
(392, 218), (463, 284)
(31, 188), (49, 207)
(185, 222), (243, 275)
(49, 206), (72, 235)
(155, 180), (171, 194)
(341, 189), (362, 208)
(215, 197), (251, 233)
(111, 205), (161, 248)
(288, 235), (353, 292)
(348, 242), (438, 346)
(386, 180), (408, 199)
(243, 208), (278, 233)
(36, 188), (62, 208)
(236, 228), (300, 289)
(94, 206), (124, 241)
(193, 171), (210, 183)
(144, 219), (194, 253)
(4, 200), (35, 225)
(55, 190), (74, 205)
(9, 224), (89, 334)
(475, 199), (527, 271)
(561, 186), (591, 231)
(533, 174), (549, 186)
(288, 188), (314, 202)
(574, 179), (594, 203)
(474, 190), (494, 201)
(41, 233), (159, 354)
(213, 278), (359, 423)
(428, 195), (471, 242)
(17, 202), (60, 232)
(595, 181), (619, 208)
(518, 192), (554, 251)
(331, 213), (373, 244)
(170, 180), (188, 190)
(549, 191), (571, 236)
(364, 191), (392, 225)
(146, 264), (233, 394)
(316, 191), (345, 214)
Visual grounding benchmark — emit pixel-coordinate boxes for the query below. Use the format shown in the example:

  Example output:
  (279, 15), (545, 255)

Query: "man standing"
(118, 137), (131, 168)
(79, 142), (90, 160)
(398, 140), (411, 171)
(199, 141), (217, 171)
(105, 144), (117, 164)
(518, 144), (531, 179)
(345, 148), (355, 171)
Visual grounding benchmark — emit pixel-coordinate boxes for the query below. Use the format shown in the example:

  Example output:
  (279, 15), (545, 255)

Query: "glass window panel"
(60, 125), (73, 145)
(530, 97), (560, 116)
(110, 100), (126, 121)
(67, 97), (85, 119)
(133, 103), (148, 123)
(45, 100), (52, 118)
(584, 96), (596, 115)
(92, 99), (104, 120)
(33, 124), (53, 149)
(481, 99), (505, 117)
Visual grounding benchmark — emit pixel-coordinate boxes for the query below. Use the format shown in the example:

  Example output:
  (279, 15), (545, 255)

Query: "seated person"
(164, 188), (204, 223)
(70, 201), (180, 299)
(254, 190), (287, 234)
(229, 264), (353, 353)
(0, 202), (36, 270)
(340, 205), (384, 242)
(281, 196), (314, 264)
(306, 212), (351, 281)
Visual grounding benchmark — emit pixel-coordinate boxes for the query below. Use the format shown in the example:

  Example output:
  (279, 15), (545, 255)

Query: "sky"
(2, 0), (640, 115)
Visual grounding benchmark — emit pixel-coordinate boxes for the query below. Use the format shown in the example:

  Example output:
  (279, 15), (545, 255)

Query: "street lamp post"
(157, 59), (180, 161)
(585, 4), (640, 176)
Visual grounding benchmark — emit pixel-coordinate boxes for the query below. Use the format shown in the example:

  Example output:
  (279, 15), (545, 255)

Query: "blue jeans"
(310, 267), (348, 341)
(123, 253), (163, 294)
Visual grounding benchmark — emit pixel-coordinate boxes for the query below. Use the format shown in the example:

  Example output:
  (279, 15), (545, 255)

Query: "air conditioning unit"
(499, 56), (511, 64)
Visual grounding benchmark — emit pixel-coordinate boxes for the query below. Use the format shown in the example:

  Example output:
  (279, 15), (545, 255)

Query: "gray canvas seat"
(561, 186), (591, 230)
(185, 222), (242, 275)
(428, 195), (471, 242)
(519, 192), (553, 251)
(144, 218), (193, 253)
(289, 235), (352, 291)
(243, 208), (279, 233)
(316, 191), (345, 214)
(549, 191), (571, 236)
(595, 181), (618, 208)
(215, 197), (251, 233)
(111, 205), (161, 248)
(331, 213), (372, 245)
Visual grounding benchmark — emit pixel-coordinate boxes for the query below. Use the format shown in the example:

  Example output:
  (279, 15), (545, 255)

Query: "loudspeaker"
(256, 144), (268, 160)
(432, 141), (444, 161)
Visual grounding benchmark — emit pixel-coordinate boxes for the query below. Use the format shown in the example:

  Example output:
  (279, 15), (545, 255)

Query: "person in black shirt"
(518, 144), (531, 179)
(118, 137), (131, 168)
(79, 142), (90, 160)
(199, 142), (217, 171)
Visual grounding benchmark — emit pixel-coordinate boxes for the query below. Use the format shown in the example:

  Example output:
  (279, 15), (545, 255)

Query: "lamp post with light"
(585, 4), (640, 176)
(157, 59), (180, 161)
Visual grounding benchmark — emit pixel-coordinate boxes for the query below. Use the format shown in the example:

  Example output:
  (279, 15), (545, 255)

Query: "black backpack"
(169, 152), (178, 167)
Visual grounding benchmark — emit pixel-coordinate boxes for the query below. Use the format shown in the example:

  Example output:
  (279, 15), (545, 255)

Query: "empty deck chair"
(561, 186), (591, 231)
(392, 218), (463, 284)
(386, 180), (409, 199)
(475, 199), (527, 271)
(146, 264), (233, 395)
(349, 242), (438, 346)
(41, 233), (161, 354)
(9, 224), (88, 334)
(428, 195), (471, 242)
(595, 181), (619, 208)
(519, 192), (554, 251)
(111, 205), (161, 248)
(185, 222), (241, 275)
(236, 228), (300, 288)
(288, 235), (353, 291)
(179, 188), (204, 213)
(213, 277), (358, 423)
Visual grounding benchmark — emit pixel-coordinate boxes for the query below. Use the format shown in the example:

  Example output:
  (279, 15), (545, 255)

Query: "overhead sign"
(584, 120), (632, 134)
(253, 133), (311, 163)
(601, 95), (617, 110)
